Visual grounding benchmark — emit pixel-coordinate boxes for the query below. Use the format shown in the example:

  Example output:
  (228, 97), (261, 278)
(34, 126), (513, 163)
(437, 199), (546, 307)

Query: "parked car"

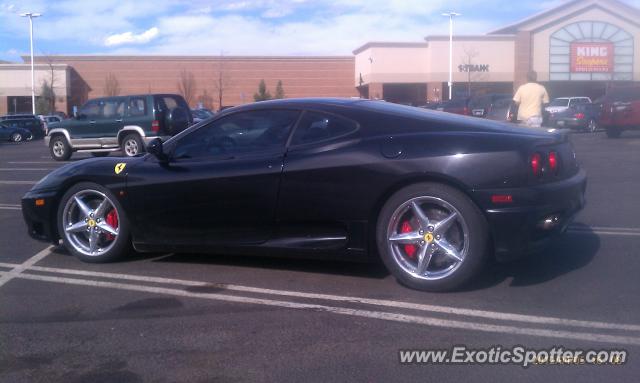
(484, 97), (518, 123)
(0, 123), (33, 142)
(46, 94), (193, 161)
(552, 103), (602, 132)
(468, 94), (513, 118)
(22, 98), (586, 292)
(191, 108), (215, 123)
(0, 117), (45, 139)
(599, 86), (640, 138)
(436, 98), (471, 116)
(38, 115), (63, 135)
(544, 97), (592, 126)
(0, 113), (37, 121)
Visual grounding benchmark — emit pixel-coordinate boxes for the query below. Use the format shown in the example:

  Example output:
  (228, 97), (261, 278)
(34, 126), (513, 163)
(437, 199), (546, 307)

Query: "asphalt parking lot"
(1, 131), (640, 382)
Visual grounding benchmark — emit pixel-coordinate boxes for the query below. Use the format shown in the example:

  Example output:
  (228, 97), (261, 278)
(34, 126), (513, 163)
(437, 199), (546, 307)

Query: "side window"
(80, 100), (101, 119)
(102, 99), (124, 119)
(291, 111), (358, 145)
(173, 110), (299, 160)
(129, 97), (147, 117)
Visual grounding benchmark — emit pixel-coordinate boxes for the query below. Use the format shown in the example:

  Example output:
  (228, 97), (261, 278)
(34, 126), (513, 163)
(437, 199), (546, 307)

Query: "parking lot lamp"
(20, 12), (42, 115)
(442, 11), (460, 101)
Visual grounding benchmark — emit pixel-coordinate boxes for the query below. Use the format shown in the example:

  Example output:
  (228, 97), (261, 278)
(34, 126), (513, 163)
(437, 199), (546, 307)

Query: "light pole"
(20, 12), (42, 115)
(442, 11), (460, 101)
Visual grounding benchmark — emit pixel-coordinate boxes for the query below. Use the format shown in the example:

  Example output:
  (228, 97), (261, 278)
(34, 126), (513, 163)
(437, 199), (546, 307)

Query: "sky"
(0, 0), (638, 62)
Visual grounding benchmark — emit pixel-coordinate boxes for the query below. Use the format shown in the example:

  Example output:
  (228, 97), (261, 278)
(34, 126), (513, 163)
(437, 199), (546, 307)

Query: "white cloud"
(104, 27), (159, 46)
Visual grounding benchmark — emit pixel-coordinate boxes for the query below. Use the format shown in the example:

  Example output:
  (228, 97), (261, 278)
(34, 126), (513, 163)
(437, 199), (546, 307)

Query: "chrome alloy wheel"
(588, 119), (598, 133)
(386, 196), (469, 281)
(62, 189), (119, 257)
(52, 140), (65, 157)
(123, 138), (139, 156)
(11, 133), (22, 142)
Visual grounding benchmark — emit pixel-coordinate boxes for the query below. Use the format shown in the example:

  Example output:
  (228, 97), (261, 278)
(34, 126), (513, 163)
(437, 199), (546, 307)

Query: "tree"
(197, 89), (214, 110)
(41, 53), (58, 112)
(275, 80), (285, 99)
(36, 80), (55, 115)
(459, 48), (489, 97)
(212, 55), (231, 111)
(177, 69), (196, 106)
(104, 72), (121, 97)
(253, 79), (272, 102)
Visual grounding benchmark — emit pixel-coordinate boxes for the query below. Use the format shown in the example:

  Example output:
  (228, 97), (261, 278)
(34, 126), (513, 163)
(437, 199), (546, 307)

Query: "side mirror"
(146, 138), (168, 163)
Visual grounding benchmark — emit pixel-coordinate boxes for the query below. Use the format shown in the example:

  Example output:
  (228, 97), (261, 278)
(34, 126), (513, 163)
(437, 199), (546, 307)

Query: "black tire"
(57, 182), (131, 263)
(121, 134), (144, 157)
(587, 119), (598, 133)
(91, 152), (110, 157)
(49, 135), (72, 161)
(605, 127), (622, 138)
(376, 183), (489, 292)
(10, 132), (23, 142)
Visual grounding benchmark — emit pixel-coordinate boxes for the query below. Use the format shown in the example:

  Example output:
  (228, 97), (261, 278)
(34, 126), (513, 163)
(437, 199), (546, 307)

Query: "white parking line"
(1, 261), (639, 333)
(0, 204), (20, 210)
(0, 168), (53, 171)
(5, 270), (640, 346)
(568, 225), (640, 237)
(0, 247), (51, 287)
(7, 161), (59, 164)
(0, 181), (37, 185)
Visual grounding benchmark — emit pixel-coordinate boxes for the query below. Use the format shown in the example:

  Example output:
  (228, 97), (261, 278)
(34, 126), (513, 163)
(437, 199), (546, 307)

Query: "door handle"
(115, 119), (123, 122)
(89, 120), (96, 124)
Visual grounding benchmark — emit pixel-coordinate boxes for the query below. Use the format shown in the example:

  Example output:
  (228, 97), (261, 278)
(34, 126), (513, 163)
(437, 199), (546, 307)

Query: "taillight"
(548, 151), (559, 175)
(463, 107), (470, 115)
(530, 153), (542, 177)
(574, 113), (585, 119)
(152, 120), (160, 133)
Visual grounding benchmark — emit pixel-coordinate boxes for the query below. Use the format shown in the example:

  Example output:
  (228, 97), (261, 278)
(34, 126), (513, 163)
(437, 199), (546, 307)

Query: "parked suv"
(0, 115), (45, 139)
(46, 94), (192, 161)
(599, 86), (640, 138)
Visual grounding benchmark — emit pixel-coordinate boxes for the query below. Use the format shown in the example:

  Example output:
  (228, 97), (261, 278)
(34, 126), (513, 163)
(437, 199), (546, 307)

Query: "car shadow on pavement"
(152, 252), (391, 280)
(465, 223), (600, 290)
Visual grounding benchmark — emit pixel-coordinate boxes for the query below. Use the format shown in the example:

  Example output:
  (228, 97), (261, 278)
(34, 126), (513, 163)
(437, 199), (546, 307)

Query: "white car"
(545, 97), (592, 114)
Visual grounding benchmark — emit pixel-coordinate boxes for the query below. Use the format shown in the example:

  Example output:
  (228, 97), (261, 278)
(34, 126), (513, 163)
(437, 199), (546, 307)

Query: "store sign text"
(458, 64), (490, 73)
(571, 43), (614, 73)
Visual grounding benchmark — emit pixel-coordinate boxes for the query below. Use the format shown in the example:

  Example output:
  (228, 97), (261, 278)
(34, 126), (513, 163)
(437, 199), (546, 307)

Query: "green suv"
(46, 94), (192, 161)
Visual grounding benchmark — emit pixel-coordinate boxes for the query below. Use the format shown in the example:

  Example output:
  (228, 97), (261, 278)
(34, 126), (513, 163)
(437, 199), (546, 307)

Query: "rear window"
(606, 87), (640, 103)
(291, 111), (358, 145)
(549, 99), (570, 107)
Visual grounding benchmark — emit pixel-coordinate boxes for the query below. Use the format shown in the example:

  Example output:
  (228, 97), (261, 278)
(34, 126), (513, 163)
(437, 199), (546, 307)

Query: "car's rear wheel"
(606, 127), (622, 138)
(10, 132), (23, 142)
(376, 183), (488, 291)
(50, 135), (72, 161)
(121, 134), (144, 157)
(587, 119), (598, 133)
(57, 182), (130, 263)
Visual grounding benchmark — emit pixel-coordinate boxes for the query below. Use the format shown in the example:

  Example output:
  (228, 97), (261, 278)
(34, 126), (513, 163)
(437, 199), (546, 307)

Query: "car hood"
(30, 156), (146, 192)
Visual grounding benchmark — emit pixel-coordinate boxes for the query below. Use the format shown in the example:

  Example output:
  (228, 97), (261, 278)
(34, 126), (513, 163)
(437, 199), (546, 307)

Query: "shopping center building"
(0, 0), (638, 115)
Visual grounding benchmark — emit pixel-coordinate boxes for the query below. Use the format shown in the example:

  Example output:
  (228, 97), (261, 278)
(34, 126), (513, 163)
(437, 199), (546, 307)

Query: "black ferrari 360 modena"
(22, 98), (586, 291)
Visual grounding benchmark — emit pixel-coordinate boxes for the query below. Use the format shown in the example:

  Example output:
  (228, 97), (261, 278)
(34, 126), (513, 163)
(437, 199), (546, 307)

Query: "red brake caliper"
(401, 221), (416, 258)
(105, 209), (119, 241)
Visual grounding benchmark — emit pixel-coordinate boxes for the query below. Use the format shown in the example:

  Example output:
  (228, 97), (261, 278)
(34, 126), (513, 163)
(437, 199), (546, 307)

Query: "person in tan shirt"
(513, 71), (550, 128)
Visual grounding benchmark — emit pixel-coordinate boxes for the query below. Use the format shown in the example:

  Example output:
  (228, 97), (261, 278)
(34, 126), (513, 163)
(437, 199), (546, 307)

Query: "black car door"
(126, 109), (300, 248)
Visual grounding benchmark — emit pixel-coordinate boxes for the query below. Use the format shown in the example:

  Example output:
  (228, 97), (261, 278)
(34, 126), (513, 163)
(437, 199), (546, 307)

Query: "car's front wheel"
(587, 119), (598, 133)
(376, 183), (488, 291)
(10, 132), (23, 142)
(57, 182), (131, 263)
